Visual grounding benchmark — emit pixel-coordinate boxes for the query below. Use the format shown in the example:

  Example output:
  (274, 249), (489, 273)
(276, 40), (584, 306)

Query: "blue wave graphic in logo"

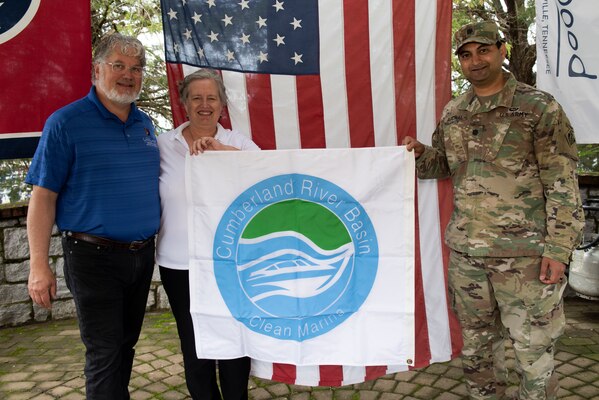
(238, 232), (354, 307)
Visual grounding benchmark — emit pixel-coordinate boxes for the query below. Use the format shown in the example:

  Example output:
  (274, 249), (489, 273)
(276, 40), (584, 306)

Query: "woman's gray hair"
(92, 33), (146, 82)
(178, 69), (228, 106)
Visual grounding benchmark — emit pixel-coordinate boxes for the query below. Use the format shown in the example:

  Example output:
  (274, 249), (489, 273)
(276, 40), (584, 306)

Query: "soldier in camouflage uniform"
(403, 21), (584, 399)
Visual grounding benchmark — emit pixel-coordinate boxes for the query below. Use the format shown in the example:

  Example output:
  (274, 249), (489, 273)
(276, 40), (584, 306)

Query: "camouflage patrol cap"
(454, 21), (503, 54)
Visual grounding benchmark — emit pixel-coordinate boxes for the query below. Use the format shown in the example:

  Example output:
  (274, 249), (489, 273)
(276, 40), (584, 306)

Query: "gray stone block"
(0, 219), (18, 228)
(3, 227), (29, 260)
(33, 303), (51, 322)
(49, 236), (63, 257)
(0, 303), (31, 326)
(151, 264), (161, 282)
(0, 283), (30, 303)
(54, 258), (65, 277)
(146, 287), (156, 309)
(5, 260), (29, 283)
(51, 299), (77, 320)
(55, 277), (72, 300)
(157, 284), (171, 310)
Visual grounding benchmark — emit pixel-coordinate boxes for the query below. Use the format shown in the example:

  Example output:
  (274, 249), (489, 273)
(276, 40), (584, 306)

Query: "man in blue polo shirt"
(26, 33), (160, 399)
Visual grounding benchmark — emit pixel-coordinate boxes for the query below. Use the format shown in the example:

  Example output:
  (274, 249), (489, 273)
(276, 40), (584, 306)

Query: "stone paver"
(0, 297), (599, 398)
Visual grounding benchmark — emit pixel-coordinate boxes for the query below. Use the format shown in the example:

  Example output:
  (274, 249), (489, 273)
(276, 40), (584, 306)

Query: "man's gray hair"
(92, 33), (146, 82)
(178, 69), (228, 106)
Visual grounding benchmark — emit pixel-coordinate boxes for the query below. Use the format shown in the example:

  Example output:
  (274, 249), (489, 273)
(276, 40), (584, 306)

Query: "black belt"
(63, 231), (154, 251)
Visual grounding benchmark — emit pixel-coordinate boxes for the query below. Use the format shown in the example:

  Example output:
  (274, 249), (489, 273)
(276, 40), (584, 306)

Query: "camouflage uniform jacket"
(416, 72), (584, 263)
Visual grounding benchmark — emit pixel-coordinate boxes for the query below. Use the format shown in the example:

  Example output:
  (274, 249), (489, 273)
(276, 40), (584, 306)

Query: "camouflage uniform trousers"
(448, 250), (566, 400)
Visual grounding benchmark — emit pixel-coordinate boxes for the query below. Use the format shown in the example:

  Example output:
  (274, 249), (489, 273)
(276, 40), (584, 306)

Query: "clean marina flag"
(187, 147), (415, 365)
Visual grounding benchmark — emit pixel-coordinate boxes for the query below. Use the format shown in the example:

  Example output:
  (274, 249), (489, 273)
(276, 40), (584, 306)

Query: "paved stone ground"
(1, 296), (599, 399)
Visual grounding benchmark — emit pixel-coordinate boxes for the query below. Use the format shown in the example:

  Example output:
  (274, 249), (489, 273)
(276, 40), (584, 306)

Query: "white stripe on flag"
(414, 0), (453, 362)
(319, 0), (350, 149)
(222, 70), (253, 140)
(294, 366), (322, 387)
(369, 0), (398, 147)
(271, 75), (301, 149)
(415, 0), (437, 142)
(417, 180), (452, 361)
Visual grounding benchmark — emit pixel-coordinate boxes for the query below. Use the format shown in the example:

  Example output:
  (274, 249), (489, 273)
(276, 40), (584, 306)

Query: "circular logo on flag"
(213, 174), (379, 342)
(0, 0), (41, 45)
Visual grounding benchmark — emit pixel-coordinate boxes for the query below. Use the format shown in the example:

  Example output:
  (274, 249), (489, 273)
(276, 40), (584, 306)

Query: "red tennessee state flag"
(0, 0), (91, 159)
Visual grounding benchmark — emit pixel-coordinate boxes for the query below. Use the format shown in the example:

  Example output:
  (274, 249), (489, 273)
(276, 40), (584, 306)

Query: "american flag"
(0, 0), (91, 159)
(161, 0), (462, 386)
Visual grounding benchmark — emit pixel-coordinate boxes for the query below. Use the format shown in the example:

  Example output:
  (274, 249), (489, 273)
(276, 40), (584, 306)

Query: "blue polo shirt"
(26, 87), (160, 242)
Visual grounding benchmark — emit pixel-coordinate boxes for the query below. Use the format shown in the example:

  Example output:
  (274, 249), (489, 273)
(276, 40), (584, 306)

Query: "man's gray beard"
(96, 79), (142, 104)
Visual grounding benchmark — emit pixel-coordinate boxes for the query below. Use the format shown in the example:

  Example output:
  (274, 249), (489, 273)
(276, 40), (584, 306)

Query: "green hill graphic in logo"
(242, 199), (351, 249)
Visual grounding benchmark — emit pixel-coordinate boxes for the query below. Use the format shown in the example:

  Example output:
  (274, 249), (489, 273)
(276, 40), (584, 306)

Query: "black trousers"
(62, 236), (155, 400)
(159, 266), (250, 400)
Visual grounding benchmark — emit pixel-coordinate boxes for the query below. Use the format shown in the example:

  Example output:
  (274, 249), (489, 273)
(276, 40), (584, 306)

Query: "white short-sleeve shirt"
(156, 121), (260, 270)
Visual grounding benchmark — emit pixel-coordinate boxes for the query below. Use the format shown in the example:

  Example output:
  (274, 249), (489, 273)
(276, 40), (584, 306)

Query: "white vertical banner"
(536, 0), (599, 144)
(186, 147), (415, 367)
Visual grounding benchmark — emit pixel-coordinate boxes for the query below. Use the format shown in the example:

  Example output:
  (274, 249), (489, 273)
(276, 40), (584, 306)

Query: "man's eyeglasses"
(103, 62), (144, 76)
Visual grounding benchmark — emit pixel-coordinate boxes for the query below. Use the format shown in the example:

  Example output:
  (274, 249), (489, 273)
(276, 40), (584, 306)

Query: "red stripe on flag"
(412, 186), (432, 368)
(365, 366), (389, 381)
(219, 107), (233, 130)
(297, 75), (326, 149)
(393, 0), (417, 142)
(344, 0), (375, 148)
(246, 74), (277, 150)
(435, 0), (464, 358)
(435, 0), (453, 119)
(319, 365), (344, 386)
(166, 63), (186, 128)
(271, 363), (296, 385)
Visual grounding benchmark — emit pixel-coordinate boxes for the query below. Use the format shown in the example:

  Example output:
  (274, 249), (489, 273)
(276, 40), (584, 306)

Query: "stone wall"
(0, 206), (170, 327)
(2, 176), (599, 328)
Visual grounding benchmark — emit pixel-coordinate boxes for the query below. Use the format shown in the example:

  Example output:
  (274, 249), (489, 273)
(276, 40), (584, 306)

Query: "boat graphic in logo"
(213, 174), (378, 341)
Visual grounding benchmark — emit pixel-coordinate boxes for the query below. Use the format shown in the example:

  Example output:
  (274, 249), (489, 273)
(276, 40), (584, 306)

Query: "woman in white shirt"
(156, 69), (259, 400)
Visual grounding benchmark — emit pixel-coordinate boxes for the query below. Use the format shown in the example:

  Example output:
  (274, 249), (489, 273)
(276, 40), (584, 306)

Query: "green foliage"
(578, 145), (599, 175)
(0, 159), (31, 204)
(91, 0), (163, 40)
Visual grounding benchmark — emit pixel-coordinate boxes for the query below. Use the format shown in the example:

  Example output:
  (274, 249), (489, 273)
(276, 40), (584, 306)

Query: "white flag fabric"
(186, 147), (416, 367)
(535, 0), (599, 144)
